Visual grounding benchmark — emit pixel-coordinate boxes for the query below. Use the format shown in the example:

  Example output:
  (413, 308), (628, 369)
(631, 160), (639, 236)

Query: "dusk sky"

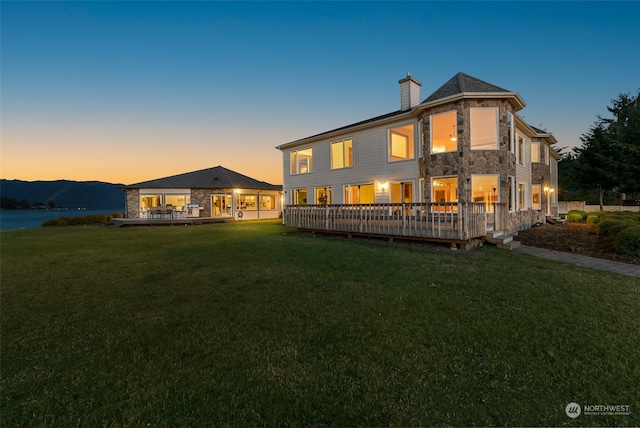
(2, 1), (639, 186)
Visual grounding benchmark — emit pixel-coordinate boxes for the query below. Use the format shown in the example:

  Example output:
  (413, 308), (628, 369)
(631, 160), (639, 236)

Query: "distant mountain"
(1, 179), (125, 209)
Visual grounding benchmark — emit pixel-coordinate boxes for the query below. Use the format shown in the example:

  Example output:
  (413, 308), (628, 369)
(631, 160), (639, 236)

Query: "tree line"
(1, 196), (55, 210)
(559, 90), (640, 209)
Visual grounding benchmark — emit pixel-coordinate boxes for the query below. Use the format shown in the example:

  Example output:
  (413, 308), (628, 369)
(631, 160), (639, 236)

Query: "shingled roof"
(422, 72), (512, 103)
(125, 166), (282, 191)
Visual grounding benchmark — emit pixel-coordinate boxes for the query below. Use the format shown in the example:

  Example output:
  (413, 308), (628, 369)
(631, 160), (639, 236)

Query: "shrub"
(566, 213), (584, 223)
(586, 215), (599, 224)
(614, 225), (640, 257)
(608, 221), (637, 237)
(41, 214), (113, 227)
(598, 219), (621, 235)
(111, 212), (124, 219)
(567, 210), (588, 221)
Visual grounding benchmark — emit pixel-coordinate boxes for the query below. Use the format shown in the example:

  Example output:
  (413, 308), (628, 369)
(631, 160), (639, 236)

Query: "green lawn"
(1, 220), (638, 427)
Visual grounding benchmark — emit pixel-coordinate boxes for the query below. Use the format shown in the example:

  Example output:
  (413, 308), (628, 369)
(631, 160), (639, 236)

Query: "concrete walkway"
(515, 245), (640, 278)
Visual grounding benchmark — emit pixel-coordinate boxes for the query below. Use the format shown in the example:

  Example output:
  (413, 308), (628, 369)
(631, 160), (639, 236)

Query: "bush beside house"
(566, 210), (640, 257)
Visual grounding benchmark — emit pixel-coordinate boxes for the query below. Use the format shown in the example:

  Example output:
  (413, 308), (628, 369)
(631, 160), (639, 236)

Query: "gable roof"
(125, 166), (282, 191)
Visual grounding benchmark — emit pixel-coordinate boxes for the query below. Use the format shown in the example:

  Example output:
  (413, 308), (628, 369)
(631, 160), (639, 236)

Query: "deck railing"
(284, 202), (487, 241)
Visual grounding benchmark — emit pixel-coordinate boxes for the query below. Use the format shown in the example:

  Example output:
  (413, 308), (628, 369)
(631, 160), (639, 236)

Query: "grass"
(1, 220), (639, 427)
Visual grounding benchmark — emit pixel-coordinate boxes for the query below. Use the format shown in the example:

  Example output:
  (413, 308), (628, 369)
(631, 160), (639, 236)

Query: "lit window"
(470, 108), (499, 150)
(432, 177), (458, 203)
(315, 187), (332, 204)
(532, 185), (541, 210)
(430, 111), (457, 153)
(260, 195), (276, 210)
(331, 139), (353, 169)
(518, 182), (526, 210)
(236, 194), (256, 211)
(471, 174), (499, 213)
(389, 124), (415, 161)
(292, 189), (307, 205)
(390, 182), (414, 203)
(531, 141), (540, 163)
(290, 148), (313, 174)
(344, 184), (374, 204)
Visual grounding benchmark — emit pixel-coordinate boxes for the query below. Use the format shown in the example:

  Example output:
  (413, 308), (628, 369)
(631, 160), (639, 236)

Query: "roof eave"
(417, 92), (527, 111)
(277, 110), (416, 151)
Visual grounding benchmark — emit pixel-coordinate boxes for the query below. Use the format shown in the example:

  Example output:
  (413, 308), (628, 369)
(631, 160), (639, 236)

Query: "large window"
(236, 194), (256, 211)
(390, 182), (413, 203)
(290, 148), (313, 175)
(331, 139), (353, 169)
(140, 193), (190, 214)
(430, 111), (457, 153)
(388, 124), (415, 161)
(432, 177), (458, 203)
(315, 187), (332, 204)
(470, 108), (499, 150)
(260, 195), (277, 210)
(532, 185), (541, 210)
(344, 184), (374, 204)
(531, 141), (540, 163)
(471, 174), (499, 212)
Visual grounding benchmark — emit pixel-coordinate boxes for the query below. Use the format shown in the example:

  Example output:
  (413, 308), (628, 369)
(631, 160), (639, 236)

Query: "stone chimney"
(398, 73), (422, 111)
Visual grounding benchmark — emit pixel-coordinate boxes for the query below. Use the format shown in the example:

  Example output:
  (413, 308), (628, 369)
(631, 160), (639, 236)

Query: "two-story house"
(277, 72), (559, 247)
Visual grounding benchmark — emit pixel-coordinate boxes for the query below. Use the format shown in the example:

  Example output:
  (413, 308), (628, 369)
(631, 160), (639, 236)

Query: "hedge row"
(42, 212), (124, 227)
(565, 210), (640, 257)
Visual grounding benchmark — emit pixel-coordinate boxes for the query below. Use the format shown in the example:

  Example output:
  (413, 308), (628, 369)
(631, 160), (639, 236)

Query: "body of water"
(0, 208), (125, 231)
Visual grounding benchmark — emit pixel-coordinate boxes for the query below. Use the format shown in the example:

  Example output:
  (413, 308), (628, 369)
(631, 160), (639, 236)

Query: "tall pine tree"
(572, 90), (640, 209)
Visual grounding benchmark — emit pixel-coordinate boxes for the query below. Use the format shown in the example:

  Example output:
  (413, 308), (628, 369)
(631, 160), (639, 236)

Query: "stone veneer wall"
(419, 99), (517, 204)
(125, 189), (140, 218)
(419, 98), (553, 233)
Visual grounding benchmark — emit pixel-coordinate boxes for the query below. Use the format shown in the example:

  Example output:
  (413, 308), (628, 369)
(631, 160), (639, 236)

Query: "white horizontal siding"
(282, 119), (420, 204)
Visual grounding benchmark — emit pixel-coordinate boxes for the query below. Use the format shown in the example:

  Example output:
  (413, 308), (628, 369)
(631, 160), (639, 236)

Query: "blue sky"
(2, 1), (639, 185)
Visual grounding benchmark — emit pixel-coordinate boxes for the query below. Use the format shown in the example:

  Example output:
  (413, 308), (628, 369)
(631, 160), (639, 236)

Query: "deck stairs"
(484, 227), (521, 250)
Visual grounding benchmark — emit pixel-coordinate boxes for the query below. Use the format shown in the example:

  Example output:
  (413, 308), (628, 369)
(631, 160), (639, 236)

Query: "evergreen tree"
(571, 90), (640, 209)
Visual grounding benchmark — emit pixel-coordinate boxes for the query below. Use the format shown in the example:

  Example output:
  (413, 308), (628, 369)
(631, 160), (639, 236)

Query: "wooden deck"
(285, 203), (487, 246)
